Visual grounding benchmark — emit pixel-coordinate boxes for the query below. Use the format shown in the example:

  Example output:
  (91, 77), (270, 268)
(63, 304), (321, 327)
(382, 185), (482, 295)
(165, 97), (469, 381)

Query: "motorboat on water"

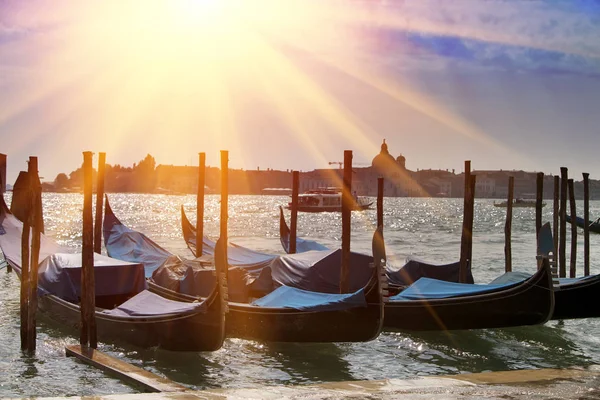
(286, 188), (372, 213)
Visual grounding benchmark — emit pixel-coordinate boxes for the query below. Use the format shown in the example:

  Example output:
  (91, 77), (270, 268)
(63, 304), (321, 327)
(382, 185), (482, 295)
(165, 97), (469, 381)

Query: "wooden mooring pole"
(340, 150), (352, 293)
(504, 176), (514, 273)
(196, 153), (206, 258)
(220, 150), (229, 248)
(19, 174), (31, 350)
(459, 161), (474, 283)
(289, 171), (299, 254)
(536, 172), (544, 239)
(559, 167), (568, 278)
(26, 157), (42, 352)
(553, 176), (559, 259)
(583, 173), (590, 276)
(0, 153), (10, 272)
(377, 177), (384, 230)
(0, 153), (6, 195)
(94, 152), (106, 254)
(81, 151), (97, 348)
(568, 179), (577, 278)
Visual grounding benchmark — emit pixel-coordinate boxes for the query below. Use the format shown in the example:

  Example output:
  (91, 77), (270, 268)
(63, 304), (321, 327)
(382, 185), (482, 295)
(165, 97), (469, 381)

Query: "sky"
(1, 0), (600, 184)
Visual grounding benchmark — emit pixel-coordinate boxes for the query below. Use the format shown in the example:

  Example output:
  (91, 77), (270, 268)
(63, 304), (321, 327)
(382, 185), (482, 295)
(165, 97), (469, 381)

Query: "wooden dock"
(65, 345), (188, 393)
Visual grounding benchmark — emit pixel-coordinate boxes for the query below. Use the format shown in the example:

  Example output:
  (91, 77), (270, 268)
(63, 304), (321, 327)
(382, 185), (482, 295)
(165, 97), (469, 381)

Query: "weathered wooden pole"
(559, 167), (568, 278)
(504, 176), (514, 273)
(93, 152), (106, 254)
(220, 150), (229, 256)
(377, 177), (384, 230)
(26, 157), (42, 352)
(535, 172), (544, 239)
(196, 153), (206, 257)
(0, 153), (6, 196)
(340, 150), (353, 293)
(583, 172), (590, 276)
(289, 171), (299, 254)
(553, 175), (559, 262)
(568, 179), (577, 278)
(0, 153), (10, 272)
(81, 151), (97, 348)
(19, 172), (31, 350)
(459, 161), (472, 283)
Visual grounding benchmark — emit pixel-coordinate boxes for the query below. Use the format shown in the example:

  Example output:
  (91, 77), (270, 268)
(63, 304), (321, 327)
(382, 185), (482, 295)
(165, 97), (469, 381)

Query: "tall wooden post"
(377, 177), (384, 230)
(504, 176), (514, 273)
(340, 150), (353, 293)
(568, 179), (577, 278)
(0, 153), (6, 196)
(559, 167), (568, 278)
(535, 172), (544, 239)
(196, 153), (206, 257)
(289, 171), (299, 254)
(459, 161), (472, 283)
(19, 170), (31, 350)
(220, 151), (229, 262)
(0, 153), (10, 272)
(81, 152), (97, 348)
(553, 175), (559, 261)
(26, 157), (42, 352)
(93, 152), (106, 254)
(583, 172), (590, 276)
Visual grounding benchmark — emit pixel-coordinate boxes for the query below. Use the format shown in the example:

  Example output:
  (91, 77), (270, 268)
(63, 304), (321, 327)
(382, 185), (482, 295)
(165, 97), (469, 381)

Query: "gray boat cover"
(278, 207), (473, 286)
(103, 203), (172, 278)
(270, 249), (374, 294)
(252, 285), (366, 311)
(103, 289), (206, 316)
(181, 206), (277, 269)
(0, 211), (146, 302)
(105, 198), (272, 301)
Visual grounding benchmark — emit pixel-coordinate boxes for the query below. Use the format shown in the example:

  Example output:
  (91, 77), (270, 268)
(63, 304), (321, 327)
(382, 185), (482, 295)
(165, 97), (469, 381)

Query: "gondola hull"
(383, 261), (554, 331)
(149, 281), (383, 343)
(9, 262), (226, 351)
(552, 274), (600, 320)
(565, 215), (600, 234)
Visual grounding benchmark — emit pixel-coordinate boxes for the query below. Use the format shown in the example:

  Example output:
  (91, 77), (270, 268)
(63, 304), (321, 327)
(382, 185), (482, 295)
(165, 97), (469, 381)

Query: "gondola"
(104, 198), (386, 343)
(490, 222), (600, 320)
(0, 198), (227, 351)
(278, 206), (472, 290)
(384, 258), (554, 330)
(566, 215), (600, 234)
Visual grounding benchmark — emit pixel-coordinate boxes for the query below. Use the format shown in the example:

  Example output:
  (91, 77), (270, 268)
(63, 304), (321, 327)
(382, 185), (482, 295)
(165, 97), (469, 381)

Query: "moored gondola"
(384, 259), (554, 331)
(0, 198), (227, 351)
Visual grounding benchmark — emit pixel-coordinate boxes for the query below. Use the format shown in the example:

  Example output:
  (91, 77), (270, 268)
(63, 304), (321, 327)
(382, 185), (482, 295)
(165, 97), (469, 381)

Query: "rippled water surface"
(2, 193), (600, 398)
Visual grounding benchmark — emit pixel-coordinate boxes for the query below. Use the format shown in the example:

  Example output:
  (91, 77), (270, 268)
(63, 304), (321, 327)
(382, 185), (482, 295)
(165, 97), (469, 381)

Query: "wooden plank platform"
(65, 345), (189, 393)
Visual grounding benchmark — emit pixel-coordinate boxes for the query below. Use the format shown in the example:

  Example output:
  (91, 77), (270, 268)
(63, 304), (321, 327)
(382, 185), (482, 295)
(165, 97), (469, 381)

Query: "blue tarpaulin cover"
(252, 285), (366, 311)
(38, 252), (146, 302)
(270, 249), (374, 294)
(390, 277), (524, 301)
(0, 212), (146, 302)
(386, 258), (473, 286)
(103, 204), (172, 278)
(490, 270), (594, 287)
(104, 289), (207, 316)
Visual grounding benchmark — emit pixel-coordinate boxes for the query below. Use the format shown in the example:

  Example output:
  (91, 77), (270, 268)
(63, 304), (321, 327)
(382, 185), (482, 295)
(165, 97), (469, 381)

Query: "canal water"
(1, 193), (600, 398)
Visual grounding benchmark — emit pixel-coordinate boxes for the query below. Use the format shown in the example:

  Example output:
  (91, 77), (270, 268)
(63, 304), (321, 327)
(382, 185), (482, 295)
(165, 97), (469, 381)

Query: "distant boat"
(287, 187), (372, 213)
(494, 198), (545, 208)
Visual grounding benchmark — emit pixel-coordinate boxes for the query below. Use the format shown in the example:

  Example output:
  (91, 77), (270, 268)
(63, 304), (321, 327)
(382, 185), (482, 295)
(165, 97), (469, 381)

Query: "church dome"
(371, 139), (397, 171)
